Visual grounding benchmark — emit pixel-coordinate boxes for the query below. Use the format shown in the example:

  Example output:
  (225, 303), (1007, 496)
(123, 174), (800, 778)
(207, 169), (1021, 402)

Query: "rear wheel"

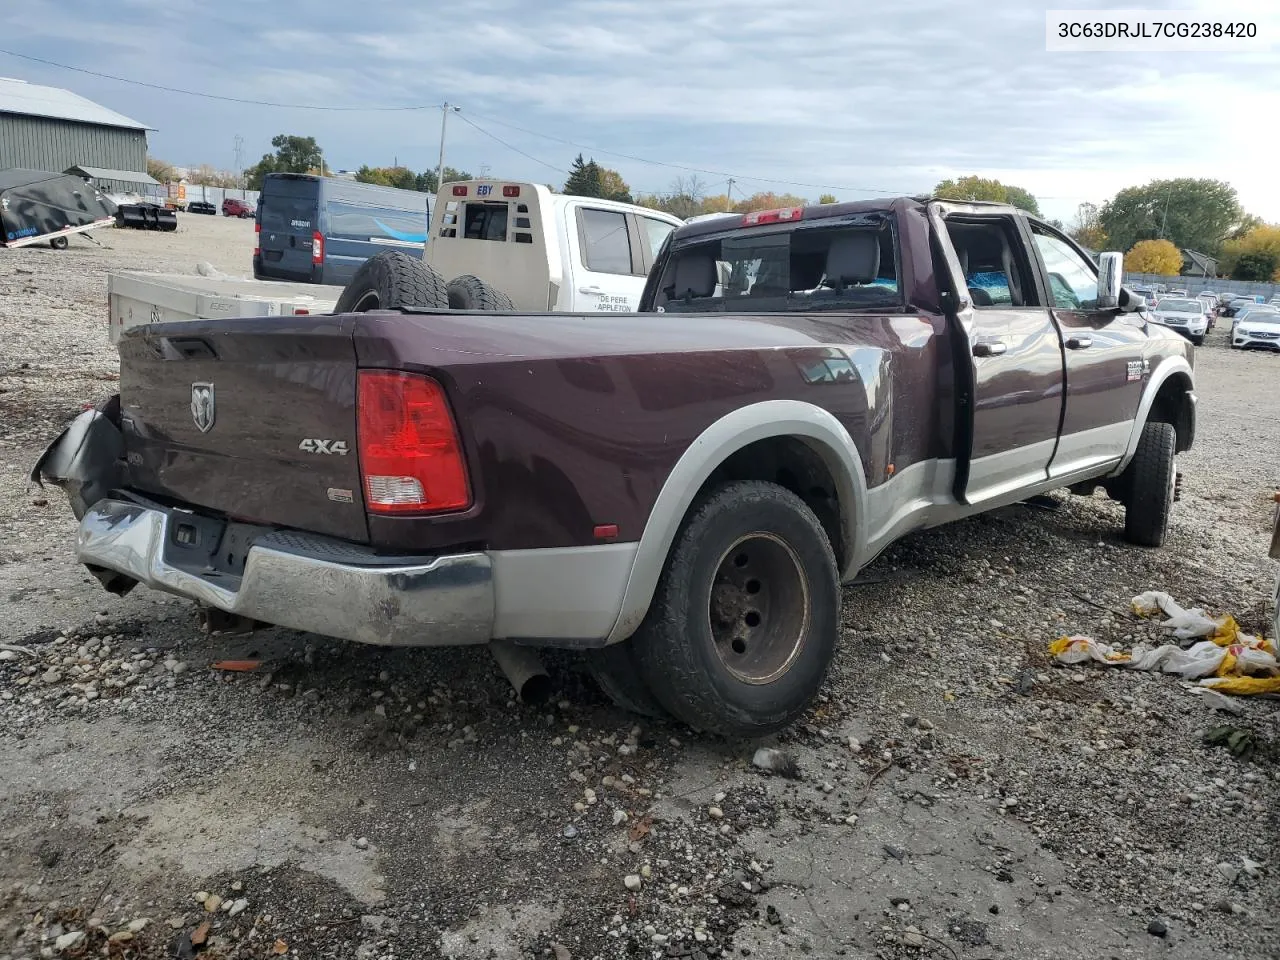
(585, 642), (669, 719)
(1122, 420), (1176, 547)
(49, 236), (68, 250)
(632, 481), (840, 738)
(447, 274), (515, 311)
(334, 251), (450, 313)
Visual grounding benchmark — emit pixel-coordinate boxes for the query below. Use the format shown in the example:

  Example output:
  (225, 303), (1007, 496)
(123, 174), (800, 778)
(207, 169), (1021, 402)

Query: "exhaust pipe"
(490, 640), (552, 704)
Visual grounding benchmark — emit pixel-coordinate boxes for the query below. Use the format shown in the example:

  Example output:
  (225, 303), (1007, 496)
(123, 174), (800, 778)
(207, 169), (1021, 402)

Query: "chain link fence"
(1123, 272), (1280, 300)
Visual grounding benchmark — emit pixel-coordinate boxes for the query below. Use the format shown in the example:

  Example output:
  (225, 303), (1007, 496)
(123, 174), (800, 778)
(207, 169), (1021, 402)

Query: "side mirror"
(1096, 251), (1122, 310)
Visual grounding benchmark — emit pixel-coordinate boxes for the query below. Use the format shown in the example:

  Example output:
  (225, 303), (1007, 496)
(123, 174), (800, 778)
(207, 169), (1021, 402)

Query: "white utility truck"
(426, 181), (683, 312)
(101, 182), (683, 337)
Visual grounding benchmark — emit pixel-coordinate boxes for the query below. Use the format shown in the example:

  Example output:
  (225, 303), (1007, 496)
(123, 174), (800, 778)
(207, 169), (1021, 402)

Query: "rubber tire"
(1190, 334), (1205, 346)
(49, 236), (68, 250)
(447, 274), (515, 311)
(585, 642), (670, 719)
(1123, 420), (1176, 548)
(334, 251), (449, 313)
(632, 480), (840, 738)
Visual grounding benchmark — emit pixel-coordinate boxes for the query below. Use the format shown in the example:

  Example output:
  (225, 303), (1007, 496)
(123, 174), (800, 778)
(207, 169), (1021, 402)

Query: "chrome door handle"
(578, 285), (603, 294)
(1066, 335), (1093, 349)
(973, 339), (1007, 357)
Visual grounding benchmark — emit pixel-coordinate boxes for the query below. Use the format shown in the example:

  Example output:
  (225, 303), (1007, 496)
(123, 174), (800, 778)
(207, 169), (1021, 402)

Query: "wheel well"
(693, 436), (847, 571)
(1147, 373), (1194, 453)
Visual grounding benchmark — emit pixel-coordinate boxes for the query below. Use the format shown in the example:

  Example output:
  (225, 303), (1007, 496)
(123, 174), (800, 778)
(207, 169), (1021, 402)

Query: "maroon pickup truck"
(33, 198), (1196, 737)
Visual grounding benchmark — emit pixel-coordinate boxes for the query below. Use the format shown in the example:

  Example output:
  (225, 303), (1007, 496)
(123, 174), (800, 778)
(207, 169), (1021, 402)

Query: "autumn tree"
(817, 193), (837, 204)
(1099, 178), (1242, 256)
(245, 135), (323, 189)
(146, 156), (175, 183)
(1218, 224), (1280, 280)
(1069, 202), (1109, 250)
(1124, 239), (1182, 276)
(732, 191), (808, 213)
(932, 176), (1041, 215)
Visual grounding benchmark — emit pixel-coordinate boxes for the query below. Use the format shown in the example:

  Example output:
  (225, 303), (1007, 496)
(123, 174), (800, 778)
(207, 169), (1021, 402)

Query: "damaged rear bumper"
(75, 499), (495, 647)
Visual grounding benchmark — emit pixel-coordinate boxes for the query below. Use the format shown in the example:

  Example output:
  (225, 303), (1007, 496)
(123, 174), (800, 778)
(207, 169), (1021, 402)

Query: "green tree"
(933, 176), (1041, 215)
(1098, 178), (1242, 256)
(563, 155), (632, 202)
(245, 134), (323, 189)
(1232, 251), (1279, 282)
(418, 166), (473, 194)
(817, 193), (837, 204)
(1124, 239), (1182, 276)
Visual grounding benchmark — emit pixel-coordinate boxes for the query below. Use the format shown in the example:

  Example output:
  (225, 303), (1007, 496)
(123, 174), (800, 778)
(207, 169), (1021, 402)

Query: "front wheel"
(1190, 334), (1205, 346)
(632, 481), (840, 738)
(1122, 421), (1176, 547)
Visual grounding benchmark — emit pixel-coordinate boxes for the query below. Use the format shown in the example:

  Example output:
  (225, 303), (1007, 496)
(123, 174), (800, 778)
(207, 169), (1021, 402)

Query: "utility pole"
(479, 162), (491, 179)
(437, 102), (461, 193)
(726, 177), (735, 211)
(233, 134), (244, 195)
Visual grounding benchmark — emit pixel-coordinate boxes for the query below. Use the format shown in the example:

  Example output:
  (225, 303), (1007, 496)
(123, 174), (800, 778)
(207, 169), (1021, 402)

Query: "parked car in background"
(1170, 288), (1188, 297)
(1131, 286), (1157, 306)
(31, 197), (1197, 736)
(1232, 303), (1280, 335)
(254, 174), (430, 286)
(1151, 297), (1209, 344)
(1232, 309), (1280, 350)
(425, 180), (683, 312)
(187, 200), (217, 216)
(1223, 297), (1256, 318)
(222, 197), (255, 218)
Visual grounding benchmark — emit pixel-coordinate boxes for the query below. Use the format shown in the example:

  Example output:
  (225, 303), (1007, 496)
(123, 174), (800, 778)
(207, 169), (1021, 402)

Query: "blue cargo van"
(253, 174), (430, 285)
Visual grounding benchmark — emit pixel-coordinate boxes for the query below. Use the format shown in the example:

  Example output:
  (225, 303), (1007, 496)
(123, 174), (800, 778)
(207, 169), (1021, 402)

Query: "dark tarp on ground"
(0, 168), (117, 245)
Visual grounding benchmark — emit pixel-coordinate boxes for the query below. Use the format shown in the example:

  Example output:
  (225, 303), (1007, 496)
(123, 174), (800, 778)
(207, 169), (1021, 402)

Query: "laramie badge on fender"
(299, 439), (349, 455)
(190, 382), (215, 433)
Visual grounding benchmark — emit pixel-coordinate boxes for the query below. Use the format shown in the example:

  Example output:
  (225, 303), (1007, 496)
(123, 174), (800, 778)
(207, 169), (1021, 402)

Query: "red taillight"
(502, 185), (520, 198)
(452, 185), (468, 196)
(312, 230), (324, 265)
(741, 206), (805, 227)
(253, 221), (260, 258)
(357, 371), (470, 514)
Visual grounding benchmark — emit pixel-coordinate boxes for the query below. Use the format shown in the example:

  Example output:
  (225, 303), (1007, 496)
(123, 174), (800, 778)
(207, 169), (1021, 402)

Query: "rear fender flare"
(605, 399), (869, 644)
(1110, 356), (1195, 476)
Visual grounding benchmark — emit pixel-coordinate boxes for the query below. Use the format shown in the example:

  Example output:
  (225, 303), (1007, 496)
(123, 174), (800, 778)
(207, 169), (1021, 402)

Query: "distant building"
(0, 76), (156, 194)
(1181, 248), (1217, 278)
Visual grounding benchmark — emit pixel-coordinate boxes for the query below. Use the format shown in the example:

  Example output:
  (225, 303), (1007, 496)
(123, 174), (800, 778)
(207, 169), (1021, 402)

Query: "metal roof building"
(0, 77), (153, 194)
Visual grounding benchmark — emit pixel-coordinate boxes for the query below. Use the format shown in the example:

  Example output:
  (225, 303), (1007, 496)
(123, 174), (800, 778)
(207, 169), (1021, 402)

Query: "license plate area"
(164, 511), (272, 580)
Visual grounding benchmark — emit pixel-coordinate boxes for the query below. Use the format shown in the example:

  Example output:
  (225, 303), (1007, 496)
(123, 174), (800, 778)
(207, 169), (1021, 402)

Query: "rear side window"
(579, 208), (632, 274)
(326, 201), (427, 244)
(654, 220), (901, 313)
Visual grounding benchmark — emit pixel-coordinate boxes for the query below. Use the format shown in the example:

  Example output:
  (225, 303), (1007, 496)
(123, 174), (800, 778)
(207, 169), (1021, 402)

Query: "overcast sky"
(3, 0), (1278, 225)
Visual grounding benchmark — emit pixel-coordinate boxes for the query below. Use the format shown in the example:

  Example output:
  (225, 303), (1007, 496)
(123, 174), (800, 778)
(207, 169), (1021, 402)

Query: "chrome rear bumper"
(76, 499), (495, 647)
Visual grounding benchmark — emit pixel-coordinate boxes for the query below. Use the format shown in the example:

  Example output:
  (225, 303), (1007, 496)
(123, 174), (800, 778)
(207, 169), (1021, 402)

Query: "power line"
(0, 47), (1086, 202)
(0, 48), (431, 111)
(455, 113), (567, 176)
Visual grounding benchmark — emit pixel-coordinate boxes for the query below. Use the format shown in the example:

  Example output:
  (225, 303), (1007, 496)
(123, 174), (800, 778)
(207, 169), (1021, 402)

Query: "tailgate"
(118, 317), (369, 543)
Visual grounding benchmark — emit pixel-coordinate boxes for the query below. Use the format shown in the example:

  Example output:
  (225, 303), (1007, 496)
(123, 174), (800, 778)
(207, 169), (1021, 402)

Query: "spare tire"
(334, 251), (450, 313)
(447, 274), (515, 311)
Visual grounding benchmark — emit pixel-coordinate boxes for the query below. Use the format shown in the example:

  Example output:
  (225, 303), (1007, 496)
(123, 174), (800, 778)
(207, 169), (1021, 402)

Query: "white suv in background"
(1150, 297), (1209, 345)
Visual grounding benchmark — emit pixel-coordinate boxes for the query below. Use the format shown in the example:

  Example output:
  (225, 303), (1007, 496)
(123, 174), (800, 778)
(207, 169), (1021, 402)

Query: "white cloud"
(1, 0), (1277, 222)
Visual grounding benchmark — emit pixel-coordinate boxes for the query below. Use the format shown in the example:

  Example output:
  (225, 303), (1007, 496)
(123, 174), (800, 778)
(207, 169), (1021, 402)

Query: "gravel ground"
(1, 217), (1277, 960)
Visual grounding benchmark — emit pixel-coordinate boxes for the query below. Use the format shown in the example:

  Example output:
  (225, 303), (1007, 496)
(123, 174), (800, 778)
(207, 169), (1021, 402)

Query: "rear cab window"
(652, 215), (902, 313)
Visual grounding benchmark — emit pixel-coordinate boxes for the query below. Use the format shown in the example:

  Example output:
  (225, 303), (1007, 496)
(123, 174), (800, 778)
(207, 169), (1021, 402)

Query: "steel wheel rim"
(707, 532), (810, 685)
(352, 290), (381, 312)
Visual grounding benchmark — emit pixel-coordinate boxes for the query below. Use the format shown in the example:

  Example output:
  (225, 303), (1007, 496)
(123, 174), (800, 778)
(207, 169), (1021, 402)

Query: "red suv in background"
(222, 198), (255, 218)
